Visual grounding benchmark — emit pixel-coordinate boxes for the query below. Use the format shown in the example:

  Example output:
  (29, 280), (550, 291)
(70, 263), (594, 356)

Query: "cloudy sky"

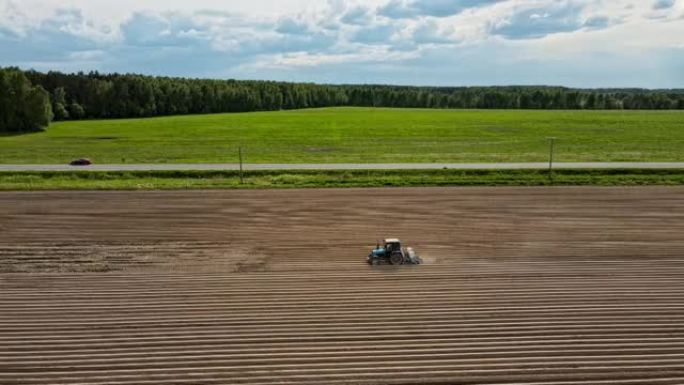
(1, 0), (683, 87)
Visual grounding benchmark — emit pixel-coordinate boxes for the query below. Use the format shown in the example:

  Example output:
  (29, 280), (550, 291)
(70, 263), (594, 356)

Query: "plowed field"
(2, 187), (684, 384)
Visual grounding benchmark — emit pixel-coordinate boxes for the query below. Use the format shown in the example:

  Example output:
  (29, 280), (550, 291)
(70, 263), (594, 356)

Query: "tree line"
(2, 67), (683, 133)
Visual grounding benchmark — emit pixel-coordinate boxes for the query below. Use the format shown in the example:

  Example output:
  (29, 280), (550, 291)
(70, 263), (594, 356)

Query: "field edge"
(1, 169), (683, 190)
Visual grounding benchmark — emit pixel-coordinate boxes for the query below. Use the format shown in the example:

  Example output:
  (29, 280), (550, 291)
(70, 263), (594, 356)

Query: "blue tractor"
(367, 238), (423, 266)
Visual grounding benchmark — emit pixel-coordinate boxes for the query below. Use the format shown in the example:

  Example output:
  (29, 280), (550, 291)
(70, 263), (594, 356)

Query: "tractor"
(367, 238), (423, 265)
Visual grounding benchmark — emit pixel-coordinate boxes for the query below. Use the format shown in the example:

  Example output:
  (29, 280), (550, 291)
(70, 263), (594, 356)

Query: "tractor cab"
(369, 238), (400, 257)
(368, 238), (422, 266)
(384, 238), (401, 253)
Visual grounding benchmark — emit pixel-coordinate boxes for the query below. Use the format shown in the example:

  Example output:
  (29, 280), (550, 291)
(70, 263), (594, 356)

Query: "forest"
(2, 67), (684, 133)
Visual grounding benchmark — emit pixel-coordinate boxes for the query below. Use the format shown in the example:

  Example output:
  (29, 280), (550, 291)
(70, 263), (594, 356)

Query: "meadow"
(1, 107), (683, 164)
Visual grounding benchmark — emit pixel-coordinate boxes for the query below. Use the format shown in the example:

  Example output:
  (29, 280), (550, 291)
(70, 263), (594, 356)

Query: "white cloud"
(0, 0), (682, 87)
(253, 46), (421, 68)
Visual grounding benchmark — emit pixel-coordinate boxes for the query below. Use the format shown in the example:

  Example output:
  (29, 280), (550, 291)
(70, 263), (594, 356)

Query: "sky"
(0, 0), (683, 88)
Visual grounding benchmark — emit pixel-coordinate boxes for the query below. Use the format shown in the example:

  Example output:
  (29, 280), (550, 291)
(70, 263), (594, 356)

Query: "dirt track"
(2, 187), (684, 384)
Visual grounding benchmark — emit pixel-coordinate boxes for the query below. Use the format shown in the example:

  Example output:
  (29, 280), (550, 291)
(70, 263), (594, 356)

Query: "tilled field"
(1, 187), (684, 384)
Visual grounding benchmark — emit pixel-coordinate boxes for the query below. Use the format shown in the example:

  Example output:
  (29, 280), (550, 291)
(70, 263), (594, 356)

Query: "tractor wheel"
(389, 253), (404, 265)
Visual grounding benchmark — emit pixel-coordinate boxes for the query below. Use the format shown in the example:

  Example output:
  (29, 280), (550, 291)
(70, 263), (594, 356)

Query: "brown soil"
(1, 187), (684, 384)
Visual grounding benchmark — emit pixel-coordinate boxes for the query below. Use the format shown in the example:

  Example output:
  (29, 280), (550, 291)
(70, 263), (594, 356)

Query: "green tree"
(0, 68), (52, 133)
(24, 86), (53, 130)
(52, 87), (69, 120)
(68, 102), (86, 119)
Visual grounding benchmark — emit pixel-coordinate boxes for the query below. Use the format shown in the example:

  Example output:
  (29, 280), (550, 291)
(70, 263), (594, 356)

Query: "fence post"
(239, 147), (244, 184)
(548, 137), (556, 184)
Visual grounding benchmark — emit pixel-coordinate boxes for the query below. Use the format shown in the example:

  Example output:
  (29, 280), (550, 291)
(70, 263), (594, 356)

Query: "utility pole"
(548, 137), (556, 184)
(239, 147), (244, 184)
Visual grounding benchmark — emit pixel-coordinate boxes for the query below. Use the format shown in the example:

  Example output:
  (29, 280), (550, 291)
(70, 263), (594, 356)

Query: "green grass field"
(2, 169), (683, 190)
(1, 107), (683, 164)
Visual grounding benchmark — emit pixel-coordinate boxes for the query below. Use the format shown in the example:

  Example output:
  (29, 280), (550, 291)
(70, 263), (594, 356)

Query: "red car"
(69, 158), (92, 166)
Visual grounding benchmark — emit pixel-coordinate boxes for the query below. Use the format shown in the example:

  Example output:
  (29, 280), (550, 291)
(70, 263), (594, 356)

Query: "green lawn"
(1, 107), (683, 164)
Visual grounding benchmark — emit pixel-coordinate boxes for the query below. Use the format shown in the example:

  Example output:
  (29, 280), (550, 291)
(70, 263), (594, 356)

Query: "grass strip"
(0, 169), (683, 190)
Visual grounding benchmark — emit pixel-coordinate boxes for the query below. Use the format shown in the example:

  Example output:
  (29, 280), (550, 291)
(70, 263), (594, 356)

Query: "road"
(2, 187), (684, 384)
(1, 162), (683, 171)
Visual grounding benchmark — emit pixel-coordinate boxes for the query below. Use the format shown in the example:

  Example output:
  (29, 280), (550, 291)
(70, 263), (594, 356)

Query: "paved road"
(0, 162), (683, 171)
